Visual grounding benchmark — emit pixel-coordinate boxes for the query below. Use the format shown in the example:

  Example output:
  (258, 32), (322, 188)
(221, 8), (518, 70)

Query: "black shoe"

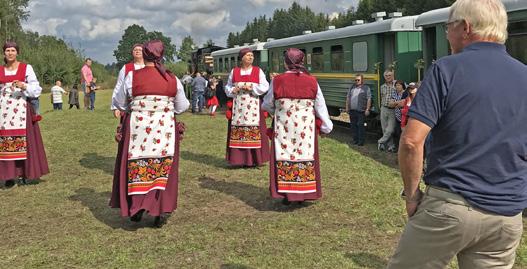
(357, 143), (364, 146)
(130, 210), (144, 222)
(153, 214), (169, 228)
(352, 141), (359, 145)
(281, 198), (291, 205)
(4, 180), (15, 188)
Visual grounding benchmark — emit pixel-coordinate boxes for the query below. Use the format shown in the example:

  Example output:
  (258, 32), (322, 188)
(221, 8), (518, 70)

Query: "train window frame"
(330, 45), (344, 72)
(506, 21), (527, 65)
(311, 47), (324, 72)
(352, 42), (368, 72)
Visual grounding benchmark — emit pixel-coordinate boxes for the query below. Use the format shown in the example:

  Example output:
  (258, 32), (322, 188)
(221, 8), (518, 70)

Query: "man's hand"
(113, 110), (121, 118)
(405, 201), (419, 218)
(365, 110), (370, 116)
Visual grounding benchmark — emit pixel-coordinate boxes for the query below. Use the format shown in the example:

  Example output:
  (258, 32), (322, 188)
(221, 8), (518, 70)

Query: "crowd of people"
(1, 0), (526, 267)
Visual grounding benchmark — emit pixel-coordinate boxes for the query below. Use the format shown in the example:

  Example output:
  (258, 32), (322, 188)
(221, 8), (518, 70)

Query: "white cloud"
(22, 0), (357, 63)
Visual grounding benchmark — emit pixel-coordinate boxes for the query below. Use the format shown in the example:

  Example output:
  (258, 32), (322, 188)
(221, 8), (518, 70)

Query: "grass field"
(1, 89), (526, 268)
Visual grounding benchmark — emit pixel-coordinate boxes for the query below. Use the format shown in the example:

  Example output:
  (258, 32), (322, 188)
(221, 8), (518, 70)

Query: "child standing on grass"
(206, 77), (219, 117)
(50, 80), (67, 110)
(88, 77), (99, 111)
(68, 82), (80, 109)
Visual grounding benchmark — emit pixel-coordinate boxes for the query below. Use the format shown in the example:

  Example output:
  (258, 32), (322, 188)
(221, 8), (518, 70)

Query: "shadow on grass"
(198, 176), (312, 212)
(181, 150), (228, 169)
(345, 252), (387, 269)
(69, 188), (153, 231)
(327, 124), (398, 170)
(79, 153), (116, 175)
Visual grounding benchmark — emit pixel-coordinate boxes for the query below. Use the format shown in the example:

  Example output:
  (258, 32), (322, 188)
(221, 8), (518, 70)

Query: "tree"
(113, 24), (148, 67)
(147, 30), (176, 62)
(0, 0), (30, 41)
(113, 24), (177, 67)
(203, 39), (214, 47)
(176, 35), (195, 63)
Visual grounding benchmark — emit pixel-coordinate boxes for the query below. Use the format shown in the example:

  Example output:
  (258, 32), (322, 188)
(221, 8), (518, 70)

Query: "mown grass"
(1, 90), (526, 268)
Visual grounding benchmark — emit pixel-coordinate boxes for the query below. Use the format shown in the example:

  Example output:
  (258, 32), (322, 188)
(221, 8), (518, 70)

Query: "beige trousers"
(387, 186), (523, 269)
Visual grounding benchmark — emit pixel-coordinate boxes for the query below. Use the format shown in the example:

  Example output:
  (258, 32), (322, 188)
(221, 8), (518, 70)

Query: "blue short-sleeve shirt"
(409, 42), (527, 216)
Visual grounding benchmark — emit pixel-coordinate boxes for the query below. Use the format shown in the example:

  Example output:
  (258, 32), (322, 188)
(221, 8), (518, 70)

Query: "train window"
(219, 58), (223, 72)
(507, 21), (527, 65)
(272, 52), (279, 72)
(231, 57), (235, 69)
(330, 45), (344, 72)
(311, 47), (324, 72)
(397, 32), (422, 53)
(353, 42), (368, 72)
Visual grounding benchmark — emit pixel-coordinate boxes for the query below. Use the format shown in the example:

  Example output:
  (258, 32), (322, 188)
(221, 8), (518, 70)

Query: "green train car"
(416, 0), (527, 71)
(264, 14), (422, 118)
(210, 42), (269, 82)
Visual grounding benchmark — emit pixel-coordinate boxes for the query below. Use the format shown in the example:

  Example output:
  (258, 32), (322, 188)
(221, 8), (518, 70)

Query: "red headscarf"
(239, 48), (253, 60)
(284, 48), (309, 75)
(143, 40), (169, 80)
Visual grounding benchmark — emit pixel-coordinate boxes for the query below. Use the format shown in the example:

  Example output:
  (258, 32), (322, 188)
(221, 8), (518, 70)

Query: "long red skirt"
(0, 105), (49, 181)
(109, 112), (181, 217)
(225, 109), (270, 166)
(269, 135), (322, 202)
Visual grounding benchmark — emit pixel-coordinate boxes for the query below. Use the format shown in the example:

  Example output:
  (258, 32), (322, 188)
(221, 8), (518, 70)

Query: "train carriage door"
(383, 34), (396, 72)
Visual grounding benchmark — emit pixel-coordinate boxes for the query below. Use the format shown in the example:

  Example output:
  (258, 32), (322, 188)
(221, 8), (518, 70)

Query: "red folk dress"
(0, 63), (49, 181)
(269, 73), (323, 202)
(225, 66), (269, 166)
(110, 67), (184, 217)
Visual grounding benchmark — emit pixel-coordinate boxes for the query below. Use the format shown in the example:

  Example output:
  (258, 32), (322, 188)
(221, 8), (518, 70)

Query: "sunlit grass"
(1, 90), (525, 268)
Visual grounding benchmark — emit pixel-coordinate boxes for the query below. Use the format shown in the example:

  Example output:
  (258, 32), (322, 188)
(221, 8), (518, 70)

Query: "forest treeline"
(0, 0), (112, 88)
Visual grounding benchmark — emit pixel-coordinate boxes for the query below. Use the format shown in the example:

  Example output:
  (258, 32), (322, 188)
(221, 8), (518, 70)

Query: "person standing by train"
(191, 72), (207, 113)
(110, 40), (189, 228)
(263, 48), (333, 204)
(0, 41), (49, 187)
(345, 74), (371, 146)
(387, 0), (527, 267)
(378, 69), (396, 152)
(111, 43), (145, 118)
(224, 48), (270, 167)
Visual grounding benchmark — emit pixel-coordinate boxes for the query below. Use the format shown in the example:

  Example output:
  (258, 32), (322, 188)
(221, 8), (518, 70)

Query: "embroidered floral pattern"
(274, 98), (315, 161)
(128, 157), (173, 183)
(0, 83), (27, 160)
(0, 136), (26, 152)
(276, 161), (317, 193)
(229, 125), (261, 148)
(232, 91), (260, 126)
(127, 95), (177, 195)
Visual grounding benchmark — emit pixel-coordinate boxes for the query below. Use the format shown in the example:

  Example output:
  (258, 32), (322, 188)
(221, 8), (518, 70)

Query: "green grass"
(1, 90), (526, 268)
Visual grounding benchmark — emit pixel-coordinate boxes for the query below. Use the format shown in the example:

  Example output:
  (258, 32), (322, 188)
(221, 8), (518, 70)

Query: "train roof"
(211, 42), (267, 57)
(264, 16), (420, 49)
(415, 0), (527, 27)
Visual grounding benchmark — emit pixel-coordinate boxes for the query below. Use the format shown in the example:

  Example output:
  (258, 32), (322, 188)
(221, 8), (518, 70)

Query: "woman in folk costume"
(111, 43), (145, 118)
(0, 41), (49, 188)
(262, 48), (333, 204)
(110, 40), (189, 228)
(224, 48), (270, 167)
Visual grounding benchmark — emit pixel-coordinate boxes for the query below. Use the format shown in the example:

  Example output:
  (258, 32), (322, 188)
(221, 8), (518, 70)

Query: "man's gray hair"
(449, 0), (508, 44)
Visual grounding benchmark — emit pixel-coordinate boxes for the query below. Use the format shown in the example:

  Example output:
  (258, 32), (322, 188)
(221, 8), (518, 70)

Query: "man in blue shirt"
(388, 0), (527, 268)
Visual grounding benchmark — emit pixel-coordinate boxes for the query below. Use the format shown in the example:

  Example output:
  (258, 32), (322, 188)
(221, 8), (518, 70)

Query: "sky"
(22, 0), (359, 64)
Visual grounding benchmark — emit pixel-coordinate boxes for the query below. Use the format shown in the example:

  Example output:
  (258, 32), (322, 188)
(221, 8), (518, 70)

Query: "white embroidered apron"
(274, 98), (317, 193)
